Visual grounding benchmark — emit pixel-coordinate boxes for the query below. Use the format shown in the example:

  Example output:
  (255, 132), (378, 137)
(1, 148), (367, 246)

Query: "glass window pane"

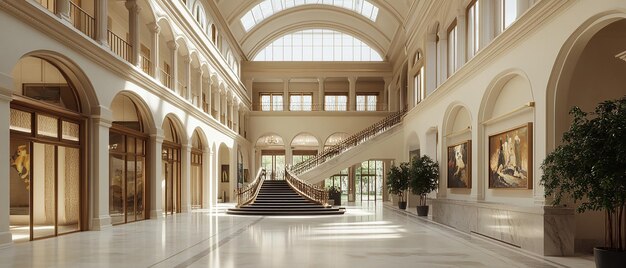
(32, 143), (56, 239)
(10, 109), (32, 133)
(37, 114), (58, 138)
(62, 121), (80, 141)
(57, 146), (80, 234)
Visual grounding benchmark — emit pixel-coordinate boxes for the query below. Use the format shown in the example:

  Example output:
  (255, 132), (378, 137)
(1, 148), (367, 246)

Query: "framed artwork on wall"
(488, 123), (533, 189)
(447, 140), (471, 188)
(221, 165), (229, 182)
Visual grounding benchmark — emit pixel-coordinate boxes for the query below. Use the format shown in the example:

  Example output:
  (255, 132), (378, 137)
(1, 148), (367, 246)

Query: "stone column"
(425, 34), (437, 96)
(348, 76), (357, 111)
(167, 41), (179, 91)
(317, 77), (325, 111)
(205, 76), (212, 114)
(479, 0), (495, 49)
(149, 23), (160, 81)
(180, 144), (191, 213)
(283, 78), (289, 111)
(203, 148), (211, 208)
(95, 0), (108, 46)
(55, 0), (70, 21)
(184, 56), (192, 100)
(383, 77), (392, 111)
(149, 129), (164, 218)
(196, 69), (203, 108)
(456, 9), (467, 70)
(0, 84), (13, 247)
(125, 0), (141, 66)
(91, 112), (113, 230)
(215, 89), (222, 122)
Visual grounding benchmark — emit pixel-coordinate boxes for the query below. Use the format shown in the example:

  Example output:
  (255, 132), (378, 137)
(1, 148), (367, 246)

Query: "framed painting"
(488, 123), (533, 189)
(221, 165), (229, 182)
(447, 140), (471, 188)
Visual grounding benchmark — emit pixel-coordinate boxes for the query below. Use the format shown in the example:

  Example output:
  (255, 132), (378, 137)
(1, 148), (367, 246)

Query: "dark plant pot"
(398, 201), (407, 210)
(594, 247), (626, 268)
(416, 205), (429, 216)
(329, 192), (341, 206)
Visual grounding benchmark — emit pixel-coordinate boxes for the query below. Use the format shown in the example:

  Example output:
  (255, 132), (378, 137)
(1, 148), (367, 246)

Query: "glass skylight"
(253, 29), (383, 61)
(240, 0), (379, 32)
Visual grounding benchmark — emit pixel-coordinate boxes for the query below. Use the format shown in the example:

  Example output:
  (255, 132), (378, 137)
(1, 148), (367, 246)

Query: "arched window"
(240, 0), (379, 32)
(254, 29), (382, 61)
(192, 2), (207, 30)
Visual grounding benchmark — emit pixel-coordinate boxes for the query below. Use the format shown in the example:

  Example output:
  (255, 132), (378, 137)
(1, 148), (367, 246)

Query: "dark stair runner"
(227, 180), (345, 216)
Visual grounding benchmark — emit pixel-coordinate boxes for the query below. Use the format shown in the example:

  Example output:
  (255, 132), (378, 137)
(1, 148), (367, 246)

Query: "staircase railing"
(234, 168), (266, 208)
(290, 108), (407, 175)
(285, 168), (329, 206)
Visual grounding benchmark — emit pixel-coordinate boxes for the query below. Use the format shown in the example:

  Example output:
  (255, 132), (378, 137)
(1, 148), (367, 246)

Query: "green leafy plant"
(327, 185), (341, 195)
(386, 162), (410, 202)
(409, 155), (439, 206)
(541, 96), (626, 251)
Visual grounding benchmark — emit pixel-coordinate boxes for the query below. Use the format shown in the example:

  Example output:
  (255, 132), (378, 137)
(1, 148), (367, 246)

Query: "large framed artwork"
(447, 141), (471, 188)
(221, 165), (229, 182)
(488, 123), (533, 189)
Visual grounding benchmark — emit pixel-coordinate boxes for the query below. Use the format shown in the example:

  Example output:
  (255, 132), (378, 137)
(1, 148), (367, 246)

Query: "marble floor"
(0, 202), (594, 268)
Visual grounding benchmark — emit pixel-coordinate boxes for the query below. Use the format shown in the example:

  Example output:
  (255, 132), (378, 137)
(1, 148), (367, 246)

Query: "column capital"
(125, 0), (141, 13)
(317, 77), (326, 83)
(167, 41), (179, 51)
(347, 76), (357, 83)
(149, 22), (161, 34)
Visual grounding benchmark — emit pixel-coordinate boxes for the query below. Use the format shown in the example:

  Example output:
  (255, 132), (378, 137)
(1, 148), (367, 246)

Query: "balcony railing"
(36, 0), (55, 13)
(290, 108), (407, 175)
(253, 103), (389, 112)
(69, 2), (95, 39)
(234, 169), (266, 207)
(140, 55), (152, 76)
(177, 81), (187, 98)
(161, 70), (172, 89)
(285, 168), (329, 206)
(107, 30), (132, 62)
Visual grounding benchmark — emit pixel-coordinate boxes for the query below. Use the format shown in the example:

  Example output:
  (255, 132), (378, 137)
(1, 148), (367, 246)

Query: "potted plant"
(409, 155), (439, 216)
(327, 185), (341, 206)
(541, 96), (626, 268)
(386, 161), (410, 209)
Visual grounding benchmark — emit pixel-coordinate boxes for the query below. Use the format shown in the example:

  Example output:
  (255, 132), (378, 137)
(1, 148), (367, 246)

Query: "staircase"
(227, 180), (345, 216)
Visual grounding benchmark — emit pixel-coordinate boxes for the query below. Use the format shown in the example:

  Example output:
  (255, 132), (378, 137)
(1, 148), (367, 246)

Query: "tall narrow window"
(435, 33), (440, 85)
(325, 94), (348, 111)
(414, 70), (423, 104)
(502, 0), (518, 30)
(289, 93), (312, 111)
(260, 93), (283, 111)
(467, 0), (480, 59)
(356, 94), (378, 111)
(447, 20), (458, 77)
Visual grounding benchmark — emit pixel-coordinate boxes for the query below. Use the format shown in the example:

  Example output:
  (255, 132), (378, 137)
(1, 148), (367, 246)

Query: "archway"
(190, 129), (206, 209)
(442, 104), (472, 192)
(255, 134), (285, 180)
(324, 132), (348, 149)
(290, 133), (319, 166)
(548, 17), (626, 253)
(8, 55), (90, 241)
(108, 93), (151, 225)
(217, 143), (231, 202)
(161, 115), (183, 214)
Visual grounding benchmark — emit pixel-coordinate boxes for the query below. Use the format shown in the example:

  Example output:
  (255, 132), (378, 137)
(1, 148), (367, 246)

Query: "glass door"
(162, 145), (181, 215)
(191, 150), (203, 209)
(261, 151), (285, 180)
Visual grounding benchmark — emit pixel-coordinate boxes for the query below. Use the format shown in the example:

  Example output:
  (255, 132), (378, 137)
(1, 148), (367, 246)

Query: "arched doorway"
(217, 143), (231, 202)
(108, 94), (149, 225)
(255, 134), (285, 180)
(162, 116), (182, 214)
(8, 56), (86, 241)
(190, 130), (204, 209)
(290, 133), (319, 166)
(549, 18), (626, 252)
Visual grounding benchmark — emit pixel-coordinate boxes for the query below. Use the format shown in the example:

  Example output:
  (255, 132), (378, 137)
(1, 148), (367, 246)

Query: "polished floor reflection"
(0, 202), (593, 267)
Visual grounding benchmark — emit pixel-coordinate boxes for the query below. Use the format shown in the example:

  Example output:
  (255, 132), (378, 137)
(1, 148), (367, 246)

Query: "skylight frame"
(240, 0), (380, 32)
(253, 29), (383, 62)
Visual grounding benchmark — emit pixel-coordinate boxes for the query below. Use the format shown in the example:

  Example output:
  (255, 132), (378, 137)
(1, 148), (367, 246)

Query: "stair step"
(226, 210), (345, 216)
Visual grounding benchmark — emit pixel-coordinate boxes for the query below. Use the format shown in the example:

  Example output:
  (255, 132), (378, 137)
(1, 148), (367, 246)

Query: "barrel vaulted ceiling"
(213, 0), (412, 61)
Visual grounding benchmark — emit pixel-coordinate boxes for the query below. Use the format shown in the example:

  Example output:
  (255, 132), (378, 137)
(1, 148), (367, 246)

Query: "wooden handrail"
(234, 168), (266, 208)
(289, 108), (407, 175)
(285, 168), (328, 206)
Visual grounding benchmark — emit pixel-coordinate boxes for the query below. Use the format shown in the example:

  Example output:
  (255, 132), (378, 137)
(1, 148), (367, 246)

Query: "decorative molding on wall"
(616, 50), (626, 62)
